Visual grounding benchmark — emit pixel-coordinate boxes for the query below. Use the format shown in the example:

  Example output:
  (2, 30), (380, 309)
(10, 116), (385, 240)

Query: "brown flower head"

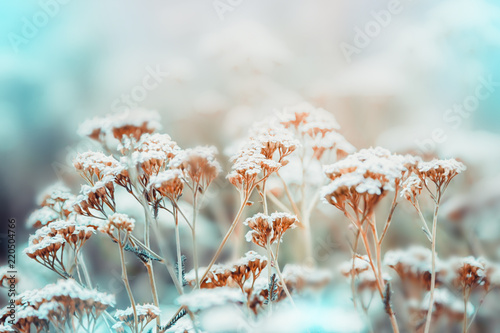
(99, 213), (135, 243)
(147, 170), (184, 202)
(169, 146), (221, 191)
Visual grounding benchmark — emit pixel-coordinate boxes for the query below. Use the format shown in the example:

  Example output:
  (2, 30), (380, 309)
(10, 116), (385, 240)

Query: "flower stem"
(192, 192), (200, 289)
(424, 200), (440, 333)
(118, 236), (138, 333)
(174, 208), (184, 292)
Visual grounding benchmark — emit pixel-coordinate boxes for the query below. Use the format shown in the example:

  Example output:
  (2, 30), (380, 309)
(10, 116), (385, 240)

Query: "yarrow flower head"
(189, 251), (268, 292)
(446, 256), (486, 291)
(100, 213), (135, 240)
(417, 159), (466, 190)
(9, 279), (114, 332)
(384, 246), (445, 290)
(115, 304), (160, 330)
(169, 146), (222, 190)
(321, 147), (408, 213)
(78, 109), (161, 141)
(123, 133), (181, 179)
(148, 169), (184, 202)
(339, 255), (371, 278)
(73, 151), (122, 183)
(244, 212), (297, 248)
(400, 175), (423, 203)
(227, 123), (298, 192)
(177, 287), (245, 312)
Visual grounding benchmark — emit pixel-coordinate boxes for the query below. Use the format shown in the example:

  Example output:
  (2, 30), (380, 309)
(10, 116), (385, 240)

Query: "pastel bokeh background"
(1, 0), (500, 330)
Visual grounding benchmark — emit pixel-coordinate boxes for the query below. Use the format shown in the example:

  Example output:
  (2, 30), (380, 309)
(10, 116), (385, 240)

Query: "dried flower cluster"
(11, 106), (499, 333)
(0, 279), (113, 333)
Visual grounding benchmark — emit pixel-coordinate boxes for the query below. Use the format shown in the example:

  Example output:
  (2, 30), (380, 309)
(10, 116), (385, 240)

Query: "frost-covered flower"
(339, 255), (371, 277)
(322, 147), (407, 212)
(124, 133), (181, 177)
(282, 264), (332, 292)
(227, 124), (298, 191)
(400, 175), (423, 202)
(112, 321), (127, 333)
(413, 288), (475, 321)
(115, 304), (160, 330)
(0, 266), (18, 289)
(73, 151), (121, 182)
(26, 206), (60, 228)
(100, 213), (135, 236)
(169, 146), (221, 189)
(78, 109), (161, 141)
(445, 256), (486, 290)
(0, 324), (15, 332)
(190, 251), (268, 291)
(177, 287), (244, 312)
(148, 169), (184, 201)
(312, 131), (356, 160)
(11, 279), (114, 332)
(384, 246), (445, 290)
(417, 159), (466, 188)
(73, 175), (116, 218)
(244, 212), (297, 248)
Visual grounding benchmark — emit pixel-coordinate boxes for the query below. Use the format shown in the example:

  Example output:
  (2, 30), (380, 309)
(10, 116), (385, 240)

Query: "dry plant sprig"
(100, 213), (139, 332)
(244, 212), (298, 311)
(115, 304), (161, 333)
(401, 159), (466, 333)
(6, 279), (114, 333)
(321, 147), (420, 333)
(274, 102), (355, 264)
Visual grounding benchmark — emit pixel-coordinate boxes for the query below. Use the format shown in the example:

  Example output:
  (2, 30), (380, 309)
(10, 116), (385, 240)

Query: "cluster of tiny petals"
(321, 147), (409, 209)
(400, 175), (423, 201)
(412, 288), (475, 320)
(278, 102), (340, 134)
(228, 121), (298, 190)
(10, 279), (114, 331)
(0, 266), (18, 288)
(189, 251), (268, 290)
(0, 324), (15, 332)
(282, 264), (332, 291)
(24, 219), (96, 266)
(100, 213), (135, 235)
(115, 303), (160, 326)
(16, 279), (115, 308)
(177, 287), (245, 312)
(324, 147), (406, 183)
(339, 255), (371, 277)
(417, 158), (466, 185)
(37, 183), (75, 208)
(9, 281), (113, 332)
(73, 175), (116, 218)
(148, 169), (184, 200)
(312, 131), (356, 160)
(26, 206), (60, 228)
(78, 109), (162, 141)
(169, 146), (222, 187)
(73, 151), (121, 181)
(446, 256), (486, 290)
(122, 133), (181, 177)
(244, 212), (297, 248)
(24, 234), (66, 260)
(384, 246), (444, 290)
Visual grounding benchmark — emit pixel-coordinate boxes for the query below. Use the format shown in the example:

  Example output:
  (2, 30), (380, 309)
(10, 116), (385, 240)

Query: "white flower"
(177, 287), (244, 312)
